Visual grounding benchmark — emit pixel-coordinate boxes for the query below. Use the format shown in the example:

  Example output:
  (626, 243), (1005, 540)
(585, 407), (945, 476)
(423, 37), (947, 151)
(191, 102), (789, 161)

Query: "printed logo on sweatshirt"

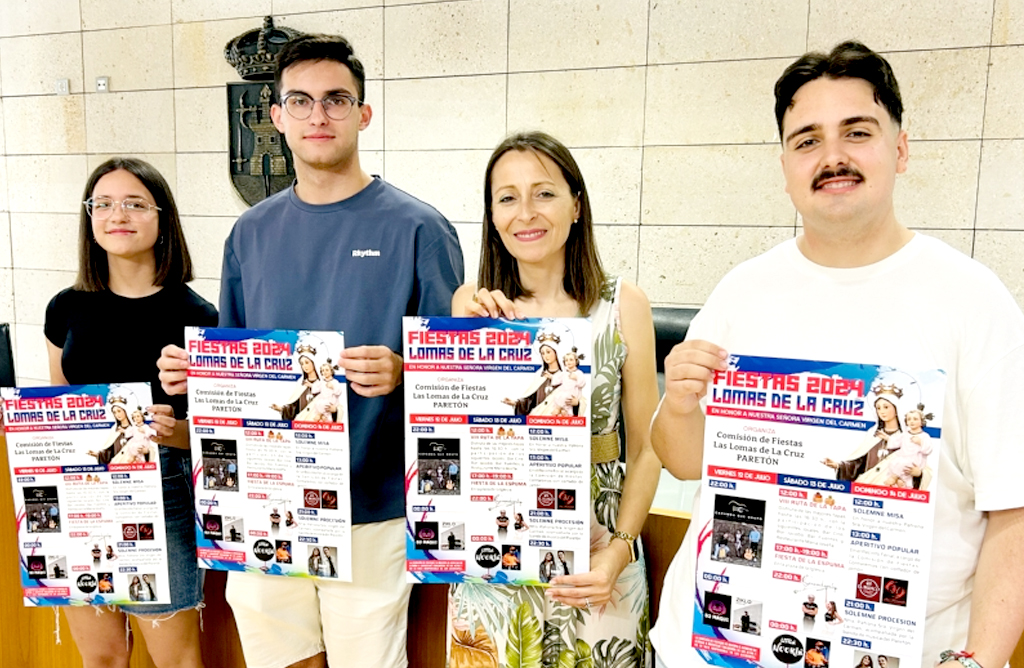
(352, 249), (381, 258)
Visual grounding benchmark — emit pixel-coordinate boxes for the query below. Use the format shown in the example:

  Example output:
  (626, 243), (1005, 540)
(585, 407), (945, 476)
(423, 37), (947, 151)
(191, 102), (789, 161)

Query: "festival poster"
(186, 328), (352, 581)
(3, 383), (171, 606)
(403, 317), (592, 584)
(690, 355), (946, 668)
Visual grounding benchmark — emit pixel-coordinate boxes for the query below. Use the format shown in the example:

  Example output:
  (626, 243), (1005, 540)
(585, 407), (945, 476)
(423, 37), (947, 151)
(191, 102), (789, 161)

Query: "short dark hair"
(774, 41), (903, 139)
(478, 132), (605, 316)
(274, 34), (366, 102)
(76, 157), (194, 291)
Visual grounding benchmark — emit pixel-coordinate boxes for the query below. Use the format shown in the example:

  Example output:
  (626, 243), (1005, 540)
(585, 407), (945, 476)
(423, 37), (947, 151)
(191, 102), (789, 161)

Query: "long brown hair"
(76, 157), (194, 291)
(478, 132), (605, 315)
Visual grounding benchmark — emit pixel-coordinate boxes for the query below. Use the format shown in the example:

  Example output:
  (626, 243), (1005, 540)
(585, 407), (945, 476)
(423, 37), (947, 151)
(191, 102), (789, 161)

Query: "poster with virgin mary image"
(402, 316), (592, 584)
(185, 327), (352, 581)
(3, 382), (171, 606)
(689, 355), (946, 667)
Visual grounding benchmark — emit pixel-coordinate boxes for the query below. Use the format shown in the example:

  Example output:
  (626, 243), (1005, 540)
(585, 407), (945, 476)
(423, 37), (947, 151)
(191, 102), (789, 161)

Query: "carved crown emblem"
(224, 16), (304, 82)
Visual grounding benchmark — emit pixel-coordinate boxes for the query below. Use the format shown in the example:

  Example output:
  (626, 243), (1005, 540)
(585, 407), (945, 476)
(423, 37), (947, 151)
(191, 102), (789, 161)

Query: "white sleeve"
(964, 343), (1024, 510)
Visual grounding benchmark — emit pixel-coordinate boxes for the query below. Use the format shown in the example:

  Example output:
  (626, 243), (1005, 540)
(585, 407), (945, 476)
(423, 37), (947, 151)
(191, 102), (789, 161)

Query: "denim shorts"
(120, 446), (203, 616)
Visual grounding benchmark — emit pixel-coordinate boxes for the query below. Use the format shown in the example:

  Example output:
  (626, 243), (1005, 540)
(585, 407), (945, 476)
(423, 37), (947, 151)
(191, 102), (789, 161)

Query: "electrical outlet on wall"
(96, 76), (110, 93)
(55, 78), (70, 95)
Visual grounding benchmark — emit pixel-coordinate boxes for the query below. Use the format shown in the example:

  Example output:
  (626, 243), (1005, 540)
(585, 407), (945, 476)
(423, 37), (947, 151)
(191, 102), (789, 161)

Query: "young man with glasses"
(159, 34), (463, 668)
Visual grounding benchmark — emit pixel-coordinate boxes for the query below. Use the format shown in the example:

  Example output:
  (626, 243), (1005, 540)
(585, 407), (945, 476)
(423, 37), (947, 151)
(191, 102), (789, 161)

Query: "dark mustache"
(812, 166), (864, 190)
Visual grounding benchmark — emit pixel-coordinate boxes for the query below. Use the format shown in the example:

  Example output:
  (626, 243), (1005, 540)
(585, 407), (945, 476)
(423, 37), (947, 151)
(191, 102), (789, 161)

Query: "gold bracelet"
(611, 530), (638, 563)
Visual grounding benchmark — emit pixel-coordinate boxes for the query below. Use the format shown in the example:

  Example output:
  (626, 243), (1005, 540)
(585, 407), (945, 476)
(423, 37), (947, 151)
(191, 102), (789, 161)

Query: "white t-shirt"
(650, 234), (1024, 666)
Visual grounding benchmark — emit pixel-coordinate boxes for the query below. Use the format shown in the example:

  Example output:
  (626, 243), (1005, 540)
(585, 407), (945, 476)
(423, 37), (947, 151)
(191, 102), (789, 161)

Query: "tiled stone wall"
(0, 0), (1022, 385)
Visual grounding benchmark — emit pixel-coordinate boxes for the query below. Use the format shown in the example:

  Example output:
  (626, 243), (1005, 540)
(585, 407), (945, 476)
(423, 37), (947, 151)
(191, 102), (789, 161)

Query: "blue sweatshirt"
(219, 177), (464, 523)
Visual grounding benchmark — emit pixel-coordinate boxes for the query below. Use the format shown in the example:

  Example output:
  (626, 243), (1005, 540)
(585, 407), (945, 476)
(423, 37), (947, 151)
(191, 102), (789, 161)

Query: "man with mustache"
(650, 42), (1024, 668)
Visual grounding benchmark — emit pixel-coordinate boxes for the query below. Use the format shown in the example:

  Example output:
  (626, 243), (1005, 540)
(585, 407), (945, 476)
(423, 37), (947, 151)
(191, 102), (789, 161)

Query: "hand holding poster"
(3, 383), (170, 606)
(186, 328), (352, 581)
(691, 355), (945, 668)
(403, 316), (591, 584)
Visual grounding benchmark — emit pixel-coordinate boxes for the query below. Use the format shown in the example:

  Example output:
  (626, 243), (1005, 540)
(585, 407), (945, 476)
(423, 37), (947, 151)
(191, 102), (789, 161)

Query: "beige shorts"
(225, 517), (412, 668)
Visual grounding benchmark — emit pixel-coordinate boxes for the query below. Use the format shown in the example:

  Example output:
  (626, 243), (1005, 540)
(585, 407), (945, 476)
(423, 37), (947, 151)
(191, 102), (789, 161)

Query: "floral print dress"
(447, 277), (652, 668)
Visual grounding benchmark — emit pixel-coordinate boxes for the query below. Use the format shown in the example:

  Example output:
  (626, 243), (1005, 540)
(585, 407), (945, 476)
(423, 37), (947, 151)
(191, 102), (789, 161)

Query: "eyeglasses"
(84, 197), (161, 219)
(280, 92), (362, 121)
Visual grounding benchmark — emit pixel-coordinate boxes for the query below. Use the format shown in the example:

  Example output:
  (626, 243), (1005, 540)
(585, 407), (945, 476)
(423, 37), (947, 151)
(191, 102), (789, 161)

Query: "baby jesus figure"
(882, 408), (933, 488)
(295, 360), (346, 423)
(110, 409), (154, 464)
(545, 349), (587, 417)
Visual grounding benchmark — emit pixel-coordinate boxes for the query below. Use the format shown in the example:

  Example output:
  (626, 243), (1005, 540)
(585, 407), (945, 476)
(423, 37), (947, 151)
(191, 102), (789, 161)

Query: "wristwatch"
(611, 530), (639, 563)
(939, 650), (983, 668)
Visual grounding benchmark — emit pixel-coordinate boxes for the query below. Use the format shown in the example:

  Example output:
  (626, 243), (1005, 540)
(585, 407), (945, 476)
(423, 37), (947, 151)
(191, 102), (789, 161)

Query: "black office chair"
(615, 306), (700, 462)
(652, 306), (699, 387)
(0, 324), (16, 387)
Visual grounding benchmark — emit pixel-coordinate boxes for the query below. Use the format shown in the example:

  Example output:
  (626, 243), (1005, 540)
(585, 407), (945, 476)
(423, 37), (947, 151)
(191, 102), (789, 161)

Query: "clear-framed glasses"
(83, 197), (161, 219)
(281, 92), (362, 121)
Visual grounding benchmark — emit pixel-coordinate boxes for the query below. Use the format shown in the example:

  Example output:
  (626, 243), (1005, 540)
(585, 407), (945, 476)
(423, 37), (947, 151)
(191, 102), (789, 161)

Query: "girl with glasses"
(46, 157), (217, 668)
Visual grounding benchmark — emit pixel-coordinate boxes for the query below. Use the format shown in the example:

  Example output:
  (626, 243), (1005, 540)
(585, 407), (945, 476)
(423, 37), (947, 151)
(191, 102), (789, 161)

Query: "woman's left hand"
(546, 540), (630, 610)
(465, 288), (524, 320)
(147, 404), (175, 438)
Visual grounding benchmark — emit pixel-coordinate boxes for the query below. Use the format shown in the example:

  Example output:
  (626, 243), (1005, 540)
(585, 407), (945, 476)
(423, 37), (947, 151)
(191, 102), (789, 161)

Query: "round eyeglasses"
(280, 92), (362, 121)
(84, 197), (161, 219)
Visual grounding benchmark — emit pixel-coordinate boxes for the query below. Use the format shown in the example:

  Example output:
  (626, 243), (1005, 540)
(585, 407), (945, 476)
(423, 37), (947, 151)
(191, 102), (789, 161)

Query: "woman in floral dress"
(447, 131), (662, 667)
